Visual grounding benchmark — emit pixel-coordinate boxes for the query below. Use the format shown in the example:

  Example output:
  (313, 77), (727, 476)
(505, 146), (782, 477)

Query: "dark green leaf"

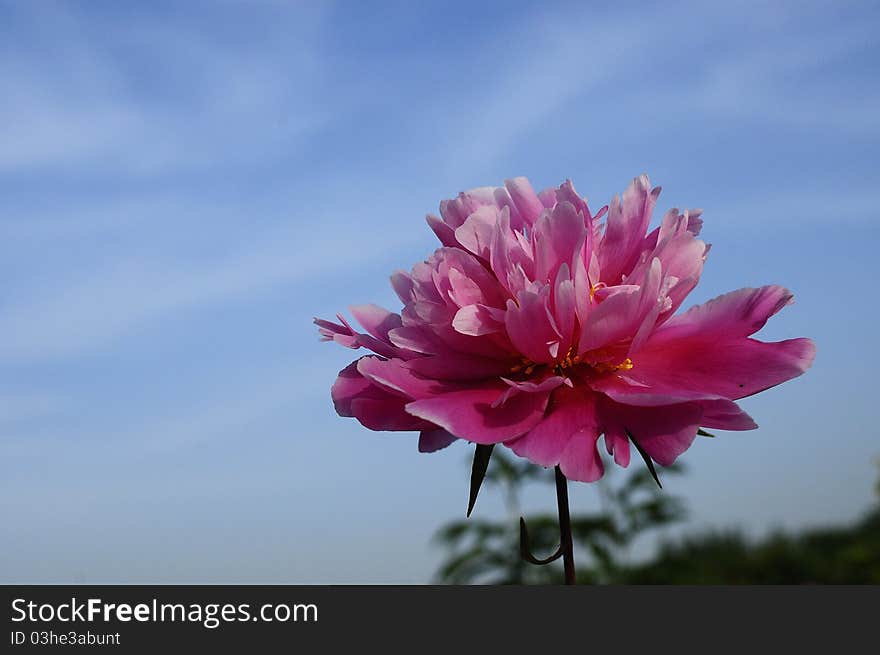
(697, 428), (716, 438)
(467, 444), (495, 517)
(519, 517), (563, 565)
(626, 428), (662, 489)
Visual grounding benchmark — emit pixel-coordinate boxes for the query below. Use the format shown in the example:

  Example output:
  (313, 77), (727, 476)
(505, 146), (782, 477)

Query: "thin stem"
(554, 466), (576, 585)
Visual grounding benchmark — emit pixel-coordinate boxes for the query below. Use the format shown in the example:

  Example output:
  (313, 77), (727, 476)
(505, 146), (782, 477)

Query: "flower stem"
(554, 466), (576, 585)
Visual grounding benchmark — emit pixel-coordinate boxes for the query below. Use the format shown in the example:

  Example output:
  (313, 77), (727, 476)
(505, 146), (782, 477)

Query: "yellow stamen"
(592, 358), (634, 374)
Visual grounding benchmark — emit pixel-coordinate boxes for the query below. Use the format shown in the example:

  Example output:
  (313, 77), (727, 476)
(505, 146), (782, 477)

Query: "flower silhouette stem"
(554, 465), (576, 585)
(519, 466), (577, 583)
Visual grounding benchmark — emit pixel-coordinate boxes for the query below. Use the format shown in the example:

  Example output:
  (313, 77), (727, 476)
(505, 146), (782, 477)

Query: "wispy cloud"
(0, 356), (328, 461)
(432, 5), (669, 175)
(0, 218), (422, 362)
(434, 0), (879, 181)
(683, 18), (880, 136)
(0, 1), (337, 176)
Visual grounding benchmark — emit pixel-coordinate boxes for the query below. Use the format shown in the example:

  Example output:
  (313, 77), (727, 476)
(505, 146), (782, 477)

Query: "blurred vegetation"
(433, 451), (880, 584)
(433, 449), (687, 584)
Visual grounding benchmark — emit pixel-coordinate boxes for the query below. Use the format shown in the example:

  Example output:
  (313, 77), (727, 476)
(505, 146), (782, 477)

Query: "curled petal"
(452, 304), (506, 336)
(598, 395), (702, 467)
(506, 387), (602, 481)
(404, 354), (512, 380)
(332, 361), (433, 432)
(558, 430), (604, 483)
(357, 356), (453, 399)
(454, 206), (498, 259)
(697, 398), (758, 431)
(493, 375), (568, 407)
(489, 207), (533, 296)
(349, 304), (403, 343)
(418, 429), (458, 453)
(597, 175), (660, 284)
(426, 214), (458, 247)
(505, 177), (545, 225)
(406, 384), (551, 444)
(505, 287), (562, 364)
(532, 201), (585, 284)
(315, 314), (402, 359)
(654, 285), (797, 341)
(578, 257), (662, 354)
(553, 179), (592, 219)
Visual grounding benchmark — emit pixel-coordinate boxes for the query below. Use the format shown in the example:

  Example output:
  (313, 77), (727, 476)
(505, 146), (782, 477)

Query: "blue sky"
(1, 0), (878, 582)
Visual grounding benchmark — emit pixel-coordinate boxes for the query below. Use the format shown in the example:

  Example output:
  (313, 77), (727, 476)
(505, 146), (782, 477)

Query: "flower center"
(510, 350), (634, 378)
(591, 358), (633, 374)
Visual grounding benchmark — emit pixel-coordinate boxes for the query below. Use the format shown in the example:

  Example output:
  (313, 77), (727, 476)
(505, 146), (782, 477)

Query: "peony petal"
(559, 429), (604, 482)
(581, 257), (662, 356)
(593, 376), (760, 431)
(350, 397), (432, 431)
(551, 264), (576, 350)
(626, 208), (708, 319)
(532, 201), (586, 284)
(426, 213), (459, 247)
(332, 361), (433, 432)
(438, 187), (498, 229)
(489, 207), (532, 296)
(390, 271), (415, 304)
(452, 304), (506, 336)
(598, 395), (702, 466)
(331, 360), (376, 417)
(315, 317), (360, 349)
(349, 304), (403, 342)
(504, 177), (545, 225)
(624, 335), (816, 401)
(357, 356), (455, 399)
(653, 285), (796, 341)
(537, 187), (558, 209)
(387, 326), (444, 355)
(315, 314), (401, 359)
(603, 430), (631, 467)
(697, 398), (758, 431)
(446, 268), (485, 308)
(643, 208), (703, 250)
(432, 247), (505, 309)
(506, 387), (598, 470)
(597, 175), (659, 284)
(454, 205), (498, 260)
(554, 179), (591, 218)
(406, 384), (551, 444)
(404, 354), (512, 380)
(505, 287), (562, 364)
(494, 375), (567, 407)
(585, 286), (816, 401)
(418, 429), (458, 453)
(492, 187), (525, 231)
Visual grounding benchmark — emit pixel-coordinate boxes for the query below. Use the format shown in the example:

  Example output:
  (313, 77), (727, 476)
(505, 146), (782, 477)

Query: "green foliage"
(433, 452), (880, 584)
(432, 449), (687, 584)
(622, 459), (880, 583)
(467, 444), (495, 517)
(622, 507), (880, 584)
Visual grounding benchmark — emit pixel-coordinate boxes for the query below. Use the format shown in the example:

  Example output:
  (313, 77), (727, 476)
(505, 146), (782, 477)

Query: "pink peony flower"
(316, 175), (815, 482)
